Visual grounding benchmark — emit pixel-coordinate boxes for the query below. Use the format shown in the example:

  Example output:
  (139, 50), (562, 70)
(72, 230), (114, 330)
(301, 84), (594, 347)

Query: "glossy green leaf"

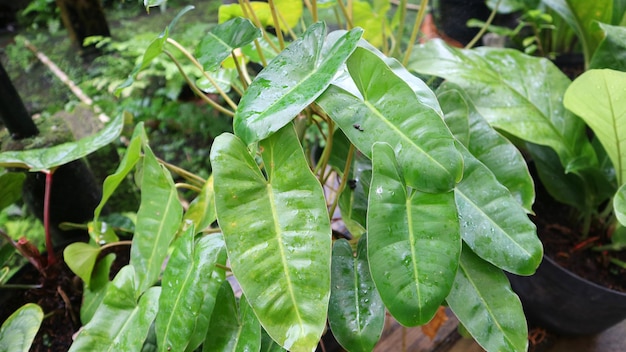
(329, 238), (384, 352)
(437, 84), (535, 212)
(156, 230), (226, 352)
(211, 124), (331, 351)
(454, 144), (542, 275)
(80, 253), (116, 325)
(0, 113), (124, 171)
(195, 17), (261, 72)
(351, 0), (390, 48)
(260, 329), (287, 352)
(0, 303), (43, 352)
(447, 246), (528, 352)
(367, 142), (460, 326)
(337, 154), (370, 238)
(182, 175), (216, 234)
(93, 121), (145, 226)
(590, 23), (626, 71)
(70, 266), (161, 351)
(63, 242), (102, 287)
(409, 39), (596, 174)
(318, 47), (463, 193)
(234, 22), (363, 144)
(130, 145), (183, 296)
(543, 0), (612, 65)
(203, 282), (261, 352)
(564, 69), (626, 186)
(0, 172), (24, 211)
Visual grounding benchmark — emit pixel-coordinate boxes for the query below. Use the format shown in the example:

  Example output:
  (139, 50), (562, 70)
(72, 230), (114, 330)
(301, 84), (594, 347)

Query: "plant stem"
(44, 169), (55, 266)
(465, 0), (500, 49)
(165, 39), (238, 110)
(157, 157), (206, 188)
(0, 283), (43, 289)
(328, 144), (355, 218)
(268, 0), (285, 50)
(231, 51), (250, 90)
(402, 0), (429, 66)
(99, 240), (132, 251)
(175, 182), (202, 193)
(336, 0), (354, 29)
(393, 0), (408, 57)
(162, 50), (235, 117)
(240, 0), (281, 53)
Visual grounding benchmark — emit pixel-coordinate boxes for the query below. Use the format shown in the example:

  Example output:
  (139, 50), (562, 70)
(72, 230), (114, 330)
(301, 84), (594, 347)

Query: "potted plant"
(408, 0), (626, 335)
(2, 1), (544, 351)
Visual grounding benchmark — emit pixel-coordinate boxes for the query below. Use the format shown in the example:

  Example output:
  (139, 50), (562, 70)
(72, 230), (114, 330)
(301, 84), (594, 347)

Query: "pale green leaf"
(367, 142), (460, 326)
(63, 242), (102, 287)
(70, 266), (161, 351)
(564, 69), (626, 186)
(0, 303), (43, 352)
(447, 246), (528, 352)
(156, 230), (226, 352)
(130, 145), (183, 296)
(182, 175), (216, 234)
(234, 22), (363, 144)
(80, 253), (116, 324)
(0, 113), (124, 171)
(211, 124), (331, 352)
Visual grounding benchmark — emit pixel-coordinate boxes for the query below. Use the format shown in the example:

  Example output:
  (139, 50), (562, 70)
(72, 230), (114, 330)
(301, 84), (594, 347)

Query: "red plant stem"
(572, 236), (600, 252)
(44, 170), (55, 266)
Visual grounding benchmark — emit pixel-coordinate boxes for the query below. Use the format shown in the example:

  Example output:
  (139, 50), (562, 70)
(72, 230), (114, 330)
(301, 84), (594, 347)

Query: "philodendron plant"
(58, 4), (541, 352)
(409, 1), (626, 271)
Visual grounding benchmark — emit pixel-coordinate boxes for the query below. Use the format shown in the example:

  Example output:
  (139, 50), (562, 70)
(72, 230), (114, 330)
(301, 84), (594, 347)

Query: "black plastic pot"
(507, 255), (626, 335)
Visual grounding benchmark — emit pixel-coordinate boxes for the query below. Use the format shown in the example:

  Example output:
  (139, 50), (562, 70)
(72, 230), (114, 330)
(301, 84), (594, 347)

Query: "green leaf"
(93, 121), (145, 226)
(218, 0), (303, 29)
(63, 242), (102, 287)
(367, 142), (460, 326)
(590, 23), (626, 71)
(454, 144), (542, 275)
(543, 0), (612, 66)
(0, 113), (124, 171)
(437, 84), (535, 212)
(447, 246), (528, 352)
(211, 124), (331, 352)
(130, 145), (183, 296)
(0, 303), (43, 352)
(0, 172), (25, 211)
(260, 329), (287, 352)
(203, 282), (262, 352)
(329, 238), (384, 352)
(234, 22), (363, 144)
(80, 253), (116, 325)
(156, 229), (226, 352)
(337, 154), (370, 238)
(182, 175), (216, 234)
(318, 47), (463, 193)
(116, 6), (194, 94)
(564, 69), (626, 186)
(70, 266), (161, 351)
(409, 39), (596, 174)
(195, 17), (262, 72)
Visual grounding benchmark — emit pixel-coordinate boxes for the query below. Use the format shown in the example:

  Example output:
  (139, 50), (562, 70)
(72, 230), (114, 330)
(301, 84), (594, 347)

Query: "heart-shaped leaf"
(211, 124), (331, 351)
(63, 242), (102, 287)
(367, 142), (460, 326)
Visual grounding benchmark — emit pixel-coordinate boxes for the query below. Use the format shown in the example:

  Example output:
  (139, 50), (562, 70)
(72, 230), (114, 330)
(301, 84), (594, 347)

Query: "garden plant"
(0, 1), (546, 351)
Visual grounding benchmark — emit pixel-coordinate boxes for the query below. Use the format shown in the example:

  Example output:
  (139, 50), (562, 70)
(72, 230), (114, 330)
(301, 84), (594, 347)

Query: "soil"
(0, 244), (130, 351)
(532, 173), (626, 293)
